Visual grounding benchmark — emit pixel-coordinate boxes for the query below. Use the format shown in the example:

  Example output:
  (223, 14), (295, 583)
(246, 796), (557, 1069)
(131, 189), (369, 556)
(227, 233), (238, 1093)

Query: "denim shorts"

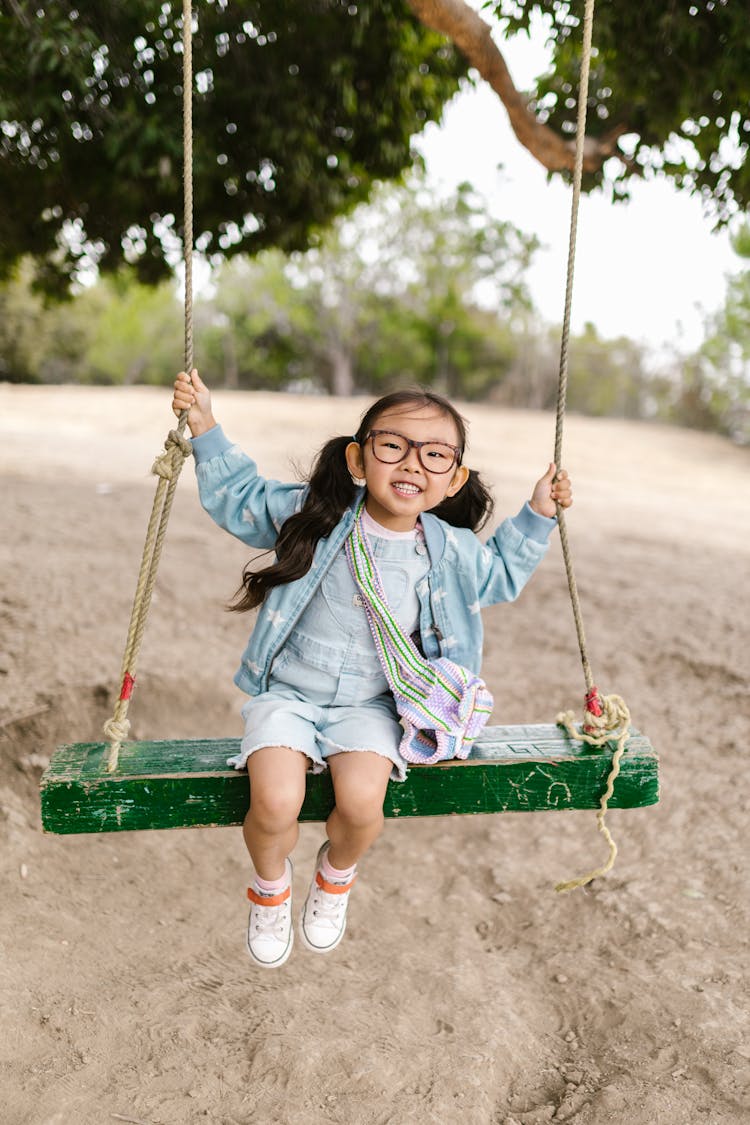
(228, 684), (408, 782)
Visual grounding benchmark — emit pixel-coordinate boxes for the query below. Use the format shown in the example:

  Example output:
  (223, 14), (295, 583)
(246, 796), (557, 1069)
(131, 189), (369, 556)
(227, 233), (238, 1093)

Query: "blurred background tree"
(676, 225), (750, 442)
(193, 177), (535, 396)
(1, 189), (747, 443)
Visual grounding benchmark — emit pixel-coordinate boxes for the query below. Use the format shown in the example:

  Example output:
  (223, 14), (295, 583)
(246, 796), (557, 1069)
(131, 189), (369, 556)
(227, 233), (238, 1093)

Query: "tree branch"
(6, 0), (31, 27)
(406, 0), (630, 174)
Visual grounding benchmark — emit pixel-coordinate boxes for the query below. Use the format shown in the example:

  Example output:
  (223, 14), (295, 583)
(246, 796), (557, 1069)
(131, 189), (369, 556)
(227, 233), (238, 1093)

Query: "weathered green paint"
(40, 724), (658, 835)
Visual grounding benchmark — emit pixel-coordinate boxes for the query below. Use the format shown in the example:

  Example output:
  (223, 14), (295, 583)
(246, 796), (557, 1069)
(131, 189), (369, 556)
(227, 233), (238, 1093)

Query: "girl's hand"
(172, 369), (216, 437)
(529, 463), (572, 518)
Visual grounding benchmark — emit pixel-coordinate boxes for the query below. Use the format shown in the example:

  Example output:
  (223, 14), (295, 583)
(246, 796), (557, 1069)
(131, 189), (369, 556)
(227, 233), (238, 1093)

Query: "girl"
(172, 370), (572, 968)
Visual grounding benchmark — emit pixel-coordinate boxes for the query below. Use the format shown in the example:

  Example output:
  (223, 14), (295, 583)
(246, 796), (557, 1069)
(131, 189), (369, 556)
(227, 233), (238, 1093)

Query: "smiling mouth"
(391, 482), (422, 496)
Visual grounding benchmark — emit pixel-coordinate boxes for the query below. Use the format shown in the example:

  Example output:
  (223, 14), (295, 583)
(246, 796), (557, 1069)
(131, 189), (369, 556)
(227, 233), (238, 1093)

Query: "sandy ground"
(1, 383), (749, 1125)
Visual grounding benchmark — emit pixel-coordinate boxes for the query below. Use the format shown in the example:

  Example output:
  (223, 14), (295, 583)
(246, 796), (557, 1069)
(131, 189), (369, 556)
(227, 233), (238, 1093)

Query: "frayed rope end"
(555, 690), (631, 893)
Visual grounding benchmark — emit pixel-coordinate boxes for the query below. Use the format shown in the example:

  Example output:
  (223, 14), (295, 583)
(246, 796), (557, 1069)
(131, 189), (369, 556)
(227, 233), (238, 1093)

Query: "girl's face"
(345, 405), (470, 532)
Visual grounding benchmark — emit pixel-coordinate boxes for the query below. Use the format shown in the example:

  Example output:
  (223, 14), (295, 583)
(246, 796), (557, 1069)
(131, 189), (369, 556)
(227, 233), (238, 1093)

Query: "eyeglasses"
(364, 430), (461, 474)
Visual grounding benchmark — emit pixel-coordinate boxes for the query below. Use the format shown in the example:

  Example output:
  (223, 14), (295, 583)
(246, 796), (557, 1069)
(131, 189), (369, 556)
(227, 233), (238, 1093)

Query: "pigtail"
(229, 436), (357, 613)
(429, 468), (494, 533)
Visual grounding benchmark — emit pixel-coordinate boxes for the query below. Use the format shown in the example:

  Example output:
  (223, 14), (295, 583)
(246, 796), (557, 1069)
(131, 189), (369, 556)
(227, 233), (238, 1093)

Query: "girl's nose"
(399, 444), (422, 471)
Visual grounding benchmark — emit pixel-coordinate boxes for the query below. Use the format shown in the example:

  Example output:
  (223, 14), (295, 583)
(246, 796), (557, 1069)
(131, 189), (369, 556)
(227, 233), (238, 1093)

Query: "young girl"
(172, 370), (572, 968)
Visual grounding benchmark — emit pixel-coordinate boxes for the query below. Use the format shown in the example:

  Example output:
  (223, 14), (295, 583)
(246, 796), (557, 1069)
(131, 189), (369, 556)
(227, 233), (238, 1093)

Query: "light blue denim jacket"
(192, 425), (557, 697)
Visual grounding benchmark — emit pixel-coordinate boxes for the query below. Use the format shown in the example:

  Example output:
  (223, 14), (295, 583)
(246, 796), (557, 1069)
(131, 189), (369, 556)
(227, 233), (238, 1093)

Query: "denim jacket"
(192, 425), (557, 697)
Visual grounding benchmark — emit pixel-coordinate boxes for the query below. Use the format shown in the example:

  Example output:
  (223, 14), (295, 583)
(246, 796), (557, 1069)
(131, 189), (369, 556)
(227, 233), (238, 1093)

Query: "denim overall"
(231, 532), (431, 781)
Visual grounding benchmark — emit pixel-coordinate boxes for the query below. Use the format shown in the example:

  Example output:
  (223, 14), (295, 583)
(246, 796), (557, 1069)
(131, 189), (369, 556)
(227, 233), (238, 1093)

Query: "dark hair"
(230, 389), (495, 613)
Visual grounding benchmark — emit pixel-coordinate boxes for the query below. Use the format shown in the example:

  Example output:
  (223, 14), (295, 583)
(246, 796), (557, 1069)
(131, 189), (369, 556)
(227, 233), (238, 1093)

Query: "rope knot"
(103, 714), (131, 773)
(558, 690), (630, 748)
(151, 429), (193, 480)
(103, 716), (131, 745)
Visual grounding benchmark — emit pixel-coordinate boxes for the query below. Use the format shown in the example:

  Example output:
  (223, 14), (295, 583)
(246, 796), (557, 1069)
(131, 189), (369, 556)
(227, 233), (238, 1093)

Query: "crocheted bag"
(345, 502), (493, 765)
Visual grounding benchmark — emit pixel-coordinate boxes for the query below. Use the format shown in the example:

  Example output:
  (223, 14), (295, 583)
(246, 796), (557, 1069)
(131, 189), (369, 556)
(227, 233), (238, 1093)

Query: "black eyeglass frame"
(363, 429), (462, 474)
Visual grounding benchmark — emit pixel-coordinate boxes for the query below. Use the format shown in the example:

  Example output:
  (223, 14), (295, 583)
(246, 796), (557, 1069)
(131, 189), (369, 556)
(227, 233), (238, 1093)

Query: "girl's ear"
(446, 464), (470, 496)
(345, 440), (365, 483)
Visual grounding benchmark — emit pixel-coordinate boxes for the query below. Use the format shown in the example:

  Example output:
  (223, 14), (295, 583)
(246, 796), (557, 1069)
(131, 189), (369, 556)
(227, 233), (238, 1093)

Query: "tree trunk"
(124, 357), (147, 386)
(222, 332), (239, 390)
(327, 344), (355, 396)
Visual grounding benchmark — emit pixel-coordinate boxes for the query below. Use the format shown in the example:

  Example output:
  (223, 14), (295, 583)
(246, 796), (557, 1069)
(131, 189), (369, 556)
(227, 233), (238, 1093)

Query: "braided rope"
(554, 0), (596, 694)
(549, 0), (633, 890)
(103, 1), (195, 771)
(182, 0), (194, 381)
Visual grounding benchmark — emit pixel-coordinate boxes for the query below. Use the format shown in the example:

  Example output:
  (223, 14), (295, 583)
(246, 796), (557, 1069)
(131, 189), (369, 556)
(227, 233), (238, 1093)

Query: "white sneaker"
(246, 858), (294, 969)
(299, 843), (356, 954)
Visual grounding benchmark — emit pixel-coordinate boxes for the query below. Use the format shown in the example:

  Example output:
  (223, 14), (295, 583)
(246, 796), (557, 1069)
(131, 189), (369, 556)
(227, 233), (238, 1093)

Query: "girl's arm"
(472, 464), (572, 606)
(172, 370), (305, 549)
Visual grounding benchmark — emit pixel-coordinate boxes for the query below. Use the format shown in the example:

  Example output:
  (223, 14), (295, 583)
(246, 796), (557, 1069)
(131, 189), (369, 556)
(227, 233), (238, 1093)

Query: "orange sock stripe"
(315, 871), (356, 895)
(247, 885), (291, 907)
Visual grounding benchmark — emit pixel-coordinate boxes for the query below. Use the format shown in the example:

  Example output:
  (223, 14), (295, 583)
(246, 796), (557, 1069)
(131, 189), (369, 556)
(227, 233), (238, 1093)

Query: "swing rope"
(103, 0), (195, 772)
(549, 0), (632, 893)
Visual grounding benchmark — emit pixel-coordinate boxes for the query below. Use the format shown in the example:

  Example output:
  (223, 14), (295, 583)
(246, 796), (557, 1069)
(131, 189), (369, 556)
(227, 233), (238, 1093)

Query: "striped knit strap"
(345, 501), (494, 762)
(345, 503), (436, 697)
(345, 502), (464, 721)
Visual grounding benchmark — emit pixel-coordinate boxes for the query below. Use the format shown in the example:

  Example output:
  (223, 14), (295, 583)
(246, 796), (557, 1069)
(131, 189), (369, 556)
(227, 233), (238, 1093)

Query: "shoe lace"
(310, 887), (348, 928)
(252, 898), (290, 938)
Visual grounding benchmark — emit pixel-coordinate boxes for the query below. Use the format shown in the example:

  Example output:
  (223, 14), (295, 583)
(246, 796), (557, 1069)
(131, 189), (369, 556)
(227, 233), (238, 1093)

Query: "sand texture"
(1, 384), (749, 1124)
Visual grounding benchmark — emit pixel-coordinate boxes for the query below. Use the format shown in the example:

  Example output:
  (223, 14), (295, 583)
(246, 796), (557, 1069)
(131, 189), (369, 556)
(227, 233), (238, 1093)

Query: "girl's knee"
(249, 779), (305, 830)
(246, 745), (308, 830)
(333, 778), (387, 829)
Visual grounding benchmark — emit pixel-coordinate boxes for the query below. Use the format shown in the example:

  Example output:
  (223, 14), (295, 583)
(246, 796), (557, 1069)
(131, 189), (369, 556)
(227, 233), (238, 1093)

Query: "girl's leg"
(299, 751), (391, 955)
(243, 745), (309, 880)
(325, 751), (393, 869)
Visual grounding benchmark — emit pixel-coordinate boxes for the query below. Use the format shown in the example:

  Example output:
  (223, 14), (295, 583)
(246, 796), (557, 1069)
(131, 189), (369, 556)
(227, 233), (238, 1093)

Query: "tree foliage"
(0, 0), (467, 293)
(3, 0), (748, 296)
(482, 0), (750, 220)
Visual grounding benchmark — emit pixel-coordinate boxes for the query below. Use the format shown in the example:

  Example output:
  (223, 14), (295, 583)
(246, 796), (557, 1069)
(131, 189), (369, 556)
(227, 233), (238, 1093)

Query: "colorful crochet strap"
(344, 501), (493, 764)
(346, 505), (444, 703)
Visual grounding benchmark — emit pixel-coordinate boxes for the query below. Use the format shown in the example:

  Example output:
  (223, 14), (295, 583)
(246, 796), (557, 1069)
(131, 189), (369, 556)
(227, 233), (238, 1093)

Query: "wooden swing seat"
(40, 723), (658, 835)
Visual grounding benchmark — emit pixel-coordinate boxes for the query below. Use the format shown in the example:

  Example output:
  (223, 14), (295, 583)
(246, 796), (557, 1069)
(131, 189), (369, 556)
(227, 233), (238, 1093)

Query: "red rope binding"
(585, 687), (603, 715)
(583, 686), (603, 732)
(119, 672), (136, 702)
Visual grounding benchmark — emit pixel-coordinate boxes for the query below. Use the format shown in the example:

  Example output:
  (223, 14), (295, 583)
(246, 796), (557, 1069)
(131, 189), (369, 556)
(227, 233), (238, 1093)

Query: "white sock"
(321, 852), (357, 884)
(254, 870), (288, 895)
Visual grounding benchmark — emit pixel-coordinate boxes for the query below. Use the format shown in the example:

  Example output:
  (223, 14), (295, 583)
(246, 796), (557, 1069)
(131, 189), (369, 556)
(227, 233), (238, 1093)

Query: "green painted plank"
(40, 724), (658, 835)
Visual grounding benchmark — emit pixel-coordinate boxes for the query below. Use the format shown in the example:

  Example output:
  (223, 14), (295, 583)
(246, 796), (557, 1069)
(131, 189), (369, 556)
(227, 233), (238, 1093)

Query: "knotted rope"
(550, 0), (632, 890)
(103, 0), (195, 772)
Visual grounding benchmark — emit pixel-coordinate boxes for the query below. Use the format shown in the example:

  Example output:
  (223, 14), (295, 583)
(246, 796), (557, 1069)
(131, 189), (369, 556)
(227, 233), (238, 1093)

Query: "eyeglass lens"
(370, 432), (457, 473)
